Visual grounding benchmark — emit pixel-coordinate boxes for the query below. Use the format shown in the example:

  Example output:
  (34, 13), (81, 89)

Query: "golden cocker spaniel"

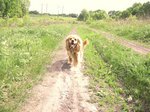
(65, 34), (88, 68)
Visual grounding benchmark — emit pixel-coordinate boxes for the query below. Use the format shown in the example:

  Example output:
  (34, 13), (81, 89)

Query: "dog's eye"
(75, 39), (76, 41)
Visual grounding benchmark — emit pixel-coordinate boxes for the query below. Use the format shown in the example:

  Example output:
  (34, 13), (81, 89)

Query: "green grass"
(77, 26), (150, 112)
(88, 19), (150, 45)
(0, 24), (72, 112)
(0, 15), (77, 27)
(1, 15), (149, 112)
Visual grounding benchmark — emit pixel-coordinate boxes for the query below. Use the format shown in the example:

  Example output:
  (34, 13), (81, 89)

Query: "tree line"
(0, 0), (30, 18)
(29, 10), (78, 18)
(78, 1), (150, 21)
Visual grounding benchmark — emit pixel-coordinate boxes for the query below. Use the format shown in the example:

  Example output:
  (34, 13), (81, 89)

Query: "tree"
(8, 0), (22, 17)
(29, 10), (39, 15)
(68, 13), (78, 18)
(0, 0), (30, 18)
(108, 10), (121, 19)
(21, 0), (30, 16)
(0, 0), (10, 17)
(0, 0), (5, 17)
(132, 3), (142, 16)
(120, 10), (131, 19)
(108, 11), (115, 18)
(92, 10), (108, 20)
(142, 1), (150, 18)
(127, 3), (142, 16)
(78, 9), (89, 21)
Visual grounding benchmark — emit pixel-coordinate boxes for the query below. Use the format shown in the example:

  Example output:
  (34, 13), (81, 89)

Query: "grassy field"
(0, 15), (150, 112)
(77, 26), (150, 111)
(0, 15), (77, 27)
(0, 17), (72, 111)
(88, 19), (150, 45)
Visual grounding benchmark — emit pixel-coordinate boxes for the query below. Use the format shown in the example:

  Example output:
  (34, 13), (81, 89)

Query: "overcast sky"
(29, 0), (150, 14)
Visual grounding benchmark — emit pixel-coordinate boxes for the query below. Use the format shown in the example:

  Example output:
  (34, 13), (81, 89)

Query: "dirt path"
(89, 28), (150, 55)
(20, 29), (97, 112)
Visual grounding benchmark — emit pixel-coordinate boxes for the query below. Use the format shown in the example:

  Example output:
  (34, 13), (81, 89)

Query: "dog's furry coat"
(65, 35), (88, 67)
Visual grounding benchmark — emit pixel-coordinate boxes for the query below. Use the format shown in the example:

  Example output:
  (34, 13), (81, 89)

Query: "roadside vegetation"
(0, 0), (30, 18)
(0, 0), (150, 111)
(0, 15), (77, 27)
(77, 26), (150, 112)
(0, 21), (72, 111)
(88, 19), (150, 45)
(77, 1), (150, 45)
(78, 2), (150, 21)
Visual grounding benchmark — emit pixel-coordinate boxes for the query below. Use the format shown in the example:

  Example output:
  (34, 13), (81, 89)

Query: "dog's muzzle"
(71, 40), (74, 45)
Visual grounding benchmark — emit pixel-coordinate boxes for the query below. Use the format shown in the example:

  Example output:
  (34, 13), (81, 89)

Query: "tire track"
(19, 29), (97, 112)
(89, 28), (150, 55)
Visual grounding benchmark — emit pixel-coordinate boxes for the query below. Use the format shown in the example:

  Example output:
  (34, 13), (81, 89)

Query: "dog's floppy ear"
(77, 38), (81, 44)
(66, 38), (70, 50)
(75, 39), (80, 52)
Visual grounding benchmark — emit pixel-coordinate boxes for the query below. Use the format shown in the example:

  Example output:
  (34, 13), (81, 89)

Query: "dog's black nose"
(71, 40), (74, 44)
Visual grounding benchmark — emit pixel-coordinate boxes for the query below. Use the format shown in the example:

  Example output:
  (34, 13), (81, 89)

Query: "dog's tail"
(83, 39), (89, 48)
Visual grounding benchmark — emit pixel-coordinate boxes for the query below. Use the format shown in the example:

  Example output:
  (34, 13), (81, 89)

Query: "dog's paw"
(71, 66), (78, 72)
(71, 66), (75, 71)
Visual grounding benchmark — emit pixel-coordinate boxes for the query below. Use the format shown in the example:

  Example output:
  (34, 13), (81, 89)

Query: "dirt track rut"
(20, 29), (97, 112)
(90, 28), (150, 55)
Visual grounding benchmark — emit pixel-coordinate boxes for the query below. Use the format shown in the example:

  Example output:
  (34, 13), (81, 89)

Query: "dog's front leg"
(73, 53), (78, 67)
(68, 56), (72, 64)
(67, 51), (72, 64)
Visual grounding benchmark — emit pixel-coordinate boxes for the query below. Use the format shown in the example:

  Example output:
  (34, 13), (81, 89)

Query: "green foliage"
(77, 1), (150, 20)
(78, 26), (150, 111)
(94, 38), (150, 112)
(0, 22), (72, 111)
(0, 0), (30, 18)
(0, 15), (77, 27)
(21, 0), (30, 16)
(142, 1), (150, 18)
(120, 10), (131, 19)
(78, 9), (108, 21)
(29, 10), (40, 15)
(127, 3), (142, 16)
(116, 24), (150, 43)
(0, 0), (5, 17)
(8, 0), (22, 17)
(108, 11), (121, 20)
(78, 9), (89, 21)
(77, 27), (140, 111)
(109, 1), (150, 19)
(90, 10), (108, 20)
(68, 13), (78, 18)
(89, 20), (150, 44)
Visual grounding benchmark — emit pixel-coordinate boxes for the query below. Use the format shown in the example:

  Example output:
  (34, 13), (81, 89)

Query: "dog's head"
(66, 35), (81, 52)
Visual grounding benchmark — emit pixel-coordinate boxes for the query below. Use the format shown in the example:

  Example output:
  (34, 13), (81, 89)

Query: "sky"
(29, 0), (150, 14)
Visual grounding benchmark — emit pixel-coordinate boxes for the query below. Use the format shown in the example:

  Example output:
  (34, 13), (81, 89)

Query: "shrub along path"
(19, 29), (98, 112)
(88, 27), (150, 55)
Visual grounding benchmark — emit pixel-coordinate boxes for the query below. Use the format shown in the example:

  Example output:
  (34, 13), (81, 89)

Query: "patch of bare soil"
(90, 28), (150, 55)
(19, 29), (97, 112)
